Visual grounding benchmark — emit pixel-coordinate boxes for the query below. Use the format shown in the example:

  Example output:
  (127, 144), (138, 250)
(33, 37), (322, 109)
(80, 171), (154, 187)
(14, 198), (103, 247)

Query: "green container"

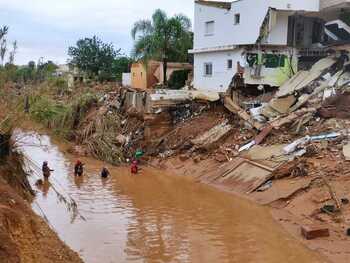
(135, 150), (144, 159)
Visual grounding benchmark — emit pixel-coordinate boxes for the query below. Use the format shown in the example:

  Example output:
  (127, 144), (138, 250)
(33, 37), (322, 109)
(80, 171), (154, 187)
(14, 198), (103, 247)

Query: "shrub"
(167, 69), (191, 90)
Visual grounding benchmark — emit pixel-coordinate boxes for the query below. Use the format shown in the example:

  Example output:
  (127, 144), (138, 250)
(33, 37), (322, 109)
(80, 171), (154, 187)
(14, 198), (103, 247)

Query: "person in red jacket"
(131, 160), (138, 174)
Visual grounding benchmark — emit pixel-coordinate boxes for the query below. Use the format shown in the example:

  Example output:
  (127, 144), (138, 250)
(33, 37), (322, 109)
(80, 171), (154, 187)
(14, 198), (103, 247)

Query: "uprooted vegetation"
(22, 83), (140, 164)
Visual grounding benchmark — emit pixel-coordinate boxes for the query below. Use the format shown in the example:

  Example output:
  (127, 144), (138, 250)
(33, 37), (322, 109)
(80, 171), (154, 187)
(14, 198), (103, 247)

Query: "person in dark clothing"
(101, 167), (110, 178)
(42, 161), (54, 179)
(74, 160), (84, 176)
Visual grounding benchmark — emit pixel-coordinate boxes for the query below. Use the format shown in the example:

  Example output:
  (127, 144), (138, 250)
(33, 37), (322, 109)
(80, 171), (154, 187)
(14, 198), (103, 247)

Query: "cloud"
(0, 0), (194, 64)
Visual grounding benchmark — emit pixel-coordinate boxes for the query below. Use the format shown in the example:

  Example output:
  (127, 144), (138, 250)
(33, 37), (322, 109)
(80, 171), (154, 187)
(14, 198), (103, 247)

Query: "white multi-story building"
(190, 0), (350, 92)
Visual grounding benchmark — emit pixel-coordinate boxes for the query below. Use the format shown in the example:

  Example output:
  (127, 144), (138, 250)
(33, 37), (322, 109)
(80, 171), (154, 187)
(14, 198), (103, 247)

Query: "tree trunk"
(163, 57), (167, 86)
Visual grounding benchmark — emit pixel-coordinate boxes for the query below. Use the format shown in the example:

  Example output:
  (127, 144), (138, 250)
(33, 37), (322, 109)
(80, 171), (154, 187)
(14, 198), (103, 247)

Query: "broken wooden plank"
(270, 108), (317, 129)
(254, 125), (273, 145)
(191, 120), (233, 150)
(224, 96), (264, 130)
(276, 57), (336, 98)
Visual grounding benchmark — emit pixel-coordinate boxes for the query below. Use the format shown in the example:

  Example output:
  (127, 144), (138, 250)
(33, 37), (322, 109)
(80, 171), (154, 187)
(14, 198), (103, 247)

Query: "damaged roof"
(195, 0), (232, 10)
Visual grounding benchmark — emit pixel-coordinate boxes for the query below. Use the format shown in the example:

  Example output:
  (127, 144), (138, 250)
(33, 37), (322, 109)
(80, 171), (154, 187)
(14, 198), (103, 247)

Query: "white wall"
(193, 0), (320, 50)
(193, 49), (243, 92)
(267, 11), (290, 45)
(122, 73), (131, 87)
(192, 0), (320, 92)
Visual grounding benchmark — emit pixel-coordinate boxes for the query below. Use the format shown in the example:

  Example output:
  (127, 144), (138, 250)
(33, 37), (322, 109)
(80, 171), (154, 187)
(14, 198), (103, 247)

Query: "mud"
(16, 131), (328, 263)
(0, 156), (83, 263)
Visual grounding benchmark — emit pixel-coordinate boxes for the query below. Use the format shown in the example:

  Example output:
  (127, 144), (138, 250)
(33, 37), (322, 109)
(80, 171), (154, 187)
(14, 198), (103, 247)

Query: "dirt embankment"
(147, 113), (350, 263)
(0, 153), (83, 263)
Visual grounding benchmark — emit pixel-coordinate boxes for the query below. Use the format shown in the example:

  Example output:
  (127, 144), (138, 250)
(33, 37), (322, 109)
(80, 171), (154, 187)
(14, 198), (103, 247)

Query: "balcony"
(320, 0), (350, 10)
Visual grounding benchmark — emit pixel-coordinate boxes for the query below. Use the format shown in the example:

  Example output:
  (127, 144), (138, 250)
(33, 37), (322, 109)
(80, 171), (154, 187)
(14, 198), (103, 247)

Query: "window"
(204, 63), (213, 76)
(227, 59), (233, 69)
(205, 21), (215, 35)
(234, 13), (240, 25)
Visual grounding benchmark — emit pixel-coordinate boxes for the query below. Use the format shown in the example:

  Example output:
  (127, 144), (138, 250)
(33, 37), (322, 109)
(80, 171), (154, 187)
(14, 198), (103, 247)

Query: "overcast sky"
(0, 0), (195, 65)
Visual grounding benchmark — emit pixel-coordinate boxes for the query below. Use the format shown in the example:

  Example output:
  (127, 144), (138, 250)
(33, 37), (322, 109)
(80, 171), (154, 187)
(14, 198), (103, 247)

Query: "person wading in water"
(131, 160), (138, 174)
(74, 160), (84, 177)
(42, 161), (54, 180)
(101, 167), (110, 178)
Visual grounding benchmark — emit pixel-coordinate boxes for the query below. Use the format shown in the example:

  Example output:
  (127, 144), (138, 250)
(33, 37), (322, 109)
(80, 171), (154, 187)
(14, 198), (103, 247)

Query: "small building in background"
(122, 73), (131, 87)
(130, 60), (193, 90)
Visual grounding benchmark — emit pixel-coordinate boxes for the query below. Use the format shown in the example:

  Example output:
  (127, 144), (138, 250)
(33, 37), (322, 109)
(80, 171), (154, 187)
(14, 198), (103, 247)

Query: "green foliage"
(112, 56), (132, 82)
(167, 69), (190, 90)
(49, 77), (69, 96)
(29, 92), (98, 137)
(68, 36), (121, 81)
(30, 96), (68, 125)
(0, 59), (59, 85)
(131, 9), (193, 83)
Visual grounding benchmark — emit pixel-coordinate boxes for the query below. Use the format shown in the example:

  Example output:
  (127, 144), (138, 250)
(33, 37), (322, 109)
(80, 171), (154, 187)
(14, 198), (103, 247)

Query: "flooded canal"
(17, 131), (326, 263)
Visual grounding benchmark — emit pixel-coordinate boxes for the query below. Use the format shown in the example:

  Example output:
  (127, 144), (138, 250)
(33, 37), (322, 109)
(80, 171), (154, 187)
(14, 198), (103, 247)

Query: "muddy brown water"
(17, 131), (326, 263)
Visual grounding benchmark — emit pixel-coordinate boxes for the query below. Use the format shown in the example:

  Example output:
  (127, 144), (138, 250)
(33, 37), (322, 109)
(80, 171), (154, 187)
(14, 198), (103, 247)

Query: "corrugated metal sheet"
(202, 158), (276, 194)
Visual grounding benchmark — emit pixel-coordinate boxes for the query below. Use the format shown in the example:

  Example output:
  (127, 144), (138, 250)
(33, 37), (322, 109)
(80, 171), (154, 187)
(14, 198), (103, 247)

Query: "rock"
(193, 156), (201, 163)
(179, 154), (188, 162)
(301, 225), (330, 240)
(214, 153), (227, 163)
(341, 198), (349, 205)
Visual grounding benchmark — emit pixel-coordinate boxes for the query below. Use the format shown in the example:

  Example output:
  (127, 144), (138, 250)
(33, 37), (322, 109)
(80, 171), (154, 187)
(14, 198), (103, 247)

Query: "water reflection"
(16, 131), (326, 263)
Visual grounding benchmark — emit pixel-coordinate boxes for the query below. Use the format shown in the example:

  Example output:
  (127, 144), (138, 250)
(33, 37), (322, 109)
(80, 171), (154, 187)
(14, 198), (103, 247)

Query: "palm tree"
(131, 9), (192, 85)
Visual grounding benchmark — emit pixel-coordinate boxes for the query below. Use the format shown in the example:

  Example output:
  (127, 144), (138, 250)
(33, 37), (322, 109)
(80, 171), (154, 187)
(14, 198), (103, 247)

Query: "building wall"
(193, 47), (298, 92)
(122, 73), (131, 87)
(192, 0), (320, 92)
(193, 0), (320, 50)
(193, 49), (243, 92)
(266, 11), (290, 45)
(131, 63), (148, 90)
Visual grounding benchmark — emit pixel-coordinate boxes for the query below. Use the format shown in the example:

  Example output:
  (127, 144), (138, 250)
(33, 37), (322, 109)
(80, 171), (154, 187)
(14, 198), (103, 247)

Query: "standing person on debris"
(131, 160), (138, 174)
(42, 161), (54, 180)
(74, 160), (84, 177)
(101, 167), (110, 178)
